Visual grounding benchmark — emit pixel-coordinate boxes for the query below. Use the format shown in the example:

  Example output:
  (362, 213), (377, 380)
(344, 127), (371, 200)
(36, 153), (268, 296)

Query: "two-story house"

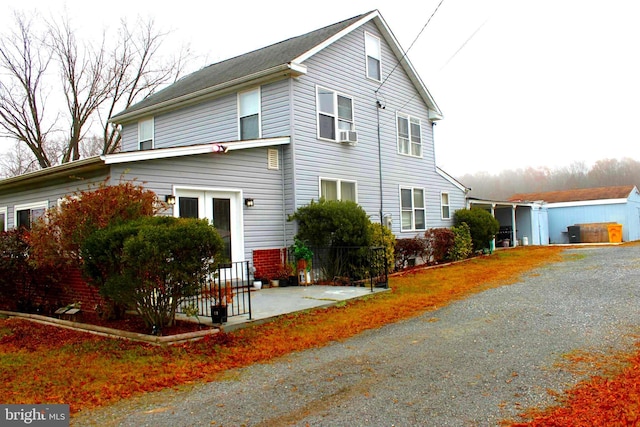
(0, 10), (467, 278)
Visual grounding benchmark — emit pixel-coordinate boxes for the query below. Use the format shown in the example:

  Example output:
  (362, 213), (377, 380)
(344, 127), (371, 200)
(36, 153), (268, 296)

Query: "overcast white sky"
(2, 0), (640, 177)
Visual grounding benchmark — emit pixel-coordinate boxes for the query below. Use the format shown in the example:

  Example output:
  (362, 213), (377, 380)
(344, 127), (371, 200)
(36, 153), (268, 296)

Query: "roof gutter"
(110, 63), (307, 124)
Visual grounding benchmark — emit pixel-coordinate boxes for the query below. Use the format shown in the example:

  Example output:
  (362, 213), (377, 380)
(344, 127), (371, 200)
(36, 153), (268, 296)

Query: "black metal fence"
(177, 261), (252, 322)
(289, 246), (389, 290)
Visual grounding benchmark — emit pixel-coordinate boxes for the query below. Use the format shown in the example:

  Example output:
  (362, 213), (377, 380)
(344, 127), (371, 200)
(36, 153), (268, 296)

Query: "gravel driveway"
(71, 245), (640, 426)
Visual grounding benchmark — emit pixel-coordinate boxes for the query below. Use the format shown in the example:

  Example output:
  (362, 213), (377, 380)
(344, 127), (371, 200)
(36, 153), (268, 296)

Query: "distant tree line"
(457, 158), (640, 200)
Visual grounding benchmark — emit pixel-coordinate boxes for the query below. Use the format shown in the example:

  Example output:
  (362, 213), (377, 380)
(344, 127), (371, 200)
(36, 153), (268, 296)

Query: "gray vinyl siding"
(291, 21), (465, 238)
(110, 148), (286, 261)
(121, 125), (137, 152)
(153, 93), (236, 149)
(262, 79), (291, 138)
(0, 170), (109, 229)
(119, 80), (292, 152)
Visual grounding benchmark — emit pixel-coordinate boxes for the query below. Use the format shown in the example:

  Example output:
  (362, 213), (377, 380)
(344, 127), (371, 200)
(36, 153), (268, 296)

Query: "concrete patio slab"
(218, 285), (389, 331)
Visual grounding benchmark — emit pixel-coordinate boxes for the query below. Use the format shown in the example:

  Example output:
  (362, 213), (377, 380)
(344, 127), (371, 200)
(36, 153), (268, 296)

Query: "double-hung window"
(317, 86), (354, 141)
(365, 32), (381, 81)
(400, 188), (425, 231)
(397, 113), (422, 157)
(14, 201), (48, 230)
(320, 178), (356, 202)
(138, 118), (154, 150)
(239, 88), (260, 140)
(441, 192), (450, 219)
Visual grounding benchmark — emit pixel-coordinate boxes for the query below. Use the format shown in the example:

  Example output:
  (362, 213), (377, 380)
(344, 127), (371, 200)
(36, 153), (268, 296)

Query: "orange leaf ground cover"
(508, 342), (640, 426)
(1, 246), (565, 415)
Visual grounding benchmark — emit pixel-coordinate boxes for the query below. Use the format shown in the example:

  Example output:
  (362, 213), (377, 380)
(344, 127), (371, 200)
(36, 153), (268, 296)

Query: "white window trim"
(441, 191), (451, 220)
(316, 85), (355, 142)
(399, 187), (426, 231)
(396, 112), (423, 158)
(0, 207), (7, 232)
(365, 32), (382, 82)
(238, 87), (262, 140)
(14, 200), (49, 229)
(319, 177), (358, 202)
(138, 117), (154, 150)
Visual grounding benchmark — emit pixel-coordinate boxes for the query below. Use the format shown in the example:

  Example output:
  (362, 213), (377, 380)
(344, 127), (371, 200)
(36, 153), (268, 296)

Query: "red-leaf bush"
(0, 229), (65, 313)
(425, 228), (456, 263)
(394, 237), (427, 270)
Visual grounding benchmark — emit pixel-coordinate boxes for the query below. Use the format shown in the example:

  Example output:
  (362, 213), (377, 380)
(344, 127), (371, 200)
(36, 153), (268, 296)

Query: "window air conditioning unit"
(339, 130), (358, 145)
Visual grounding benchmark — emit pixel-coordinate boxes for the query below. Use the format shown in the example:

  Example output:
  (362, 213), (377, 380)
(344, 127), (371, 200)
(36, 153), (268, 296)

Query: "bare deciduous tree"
(100, 18), (189, 155)
(0, 141), (39, 178)
(0, 12), (56, 169)
(48, 16), (112, 163)
(0, 10), (190, 177)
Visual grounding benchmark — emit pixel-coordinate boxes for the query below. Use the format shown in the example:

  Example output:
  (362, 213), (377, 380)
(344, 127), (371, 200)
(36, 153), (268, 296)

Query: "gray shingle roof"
(111, 11), (373, 122)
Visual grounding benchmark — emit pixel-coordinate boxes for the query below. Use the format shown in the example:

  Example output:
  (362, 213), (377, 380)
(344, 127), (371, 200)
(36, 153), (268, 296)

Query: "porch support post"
(511, 204), (517, 247)
(491, 203), (496, 250)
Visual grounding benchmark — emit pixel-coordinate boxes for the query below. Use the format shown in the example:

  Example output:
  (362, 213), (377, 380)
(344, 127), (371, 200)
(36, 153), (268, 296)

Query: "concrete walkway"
(217, 285), (389, 331)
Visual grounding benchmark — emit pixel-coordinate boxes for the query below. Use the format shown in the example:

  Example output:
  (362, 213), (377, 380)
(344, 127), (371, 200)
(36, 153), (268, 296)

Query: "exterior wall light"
(244, 198), (254, 207)
(165, 195), (176, 205)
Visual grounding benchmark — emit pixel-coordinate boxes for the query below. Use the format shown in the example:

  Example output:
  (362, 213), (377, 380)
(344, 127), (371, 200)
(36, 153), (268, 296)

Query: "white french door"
(174, 188), (244, 263)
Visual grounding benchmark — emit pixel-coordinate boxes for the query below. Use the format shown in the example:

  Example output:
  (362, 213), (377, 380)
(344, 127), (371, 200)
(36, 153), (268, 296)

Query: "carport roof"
(509, 185), (637, 203)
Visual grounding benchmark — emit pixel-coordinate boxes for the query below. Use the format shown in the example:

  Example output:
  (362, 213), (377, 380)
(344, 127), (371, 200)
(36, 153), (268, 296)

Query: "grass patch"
(1, 246), (564, 414)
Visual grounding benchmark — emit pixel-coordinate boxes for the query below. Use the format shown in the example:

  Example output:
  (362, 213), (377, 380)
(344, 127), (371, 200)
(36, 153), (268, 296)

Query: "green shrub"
(453, 208), (500, 251)
(81, 216), (224, 333)
(449, 223), (473, 261)
(289, 199), (372, 281)
(289, 199), (372, 247)
(368, 222), (395, 278)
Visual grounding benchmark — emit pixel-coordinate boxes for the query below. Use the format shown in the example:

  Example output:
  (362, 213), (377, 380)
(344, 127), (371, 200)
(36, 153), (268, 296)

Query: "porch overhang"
(102, 137), (291, 165)
(0, 157), (108, 195)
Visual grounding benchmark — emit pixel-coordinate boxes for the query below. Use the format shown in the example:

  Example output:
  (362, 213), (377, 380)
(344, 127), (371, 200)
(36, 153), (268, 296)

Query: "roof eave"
(0, 157), (107, 193)
(110, 63), (307, 124)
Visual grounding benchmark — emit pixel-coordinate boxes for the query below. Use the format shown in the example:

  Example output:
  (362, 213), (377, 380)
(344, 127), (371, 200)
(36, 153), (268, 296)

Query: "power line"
(375, 0), (446, 94)
(439, 19), (488, 71)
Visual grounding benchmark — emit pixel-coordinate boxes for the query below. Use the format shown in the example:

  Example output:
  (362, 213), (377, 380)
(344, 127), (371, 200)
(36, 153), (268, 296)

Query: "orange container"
(607, 224), (623, 243)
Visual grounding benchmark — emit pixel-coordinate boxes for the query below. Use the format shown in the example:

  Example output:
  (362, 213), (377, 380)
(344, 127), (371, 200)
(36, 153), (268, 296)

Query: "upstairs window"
(365, 32), (381, 81)
(317, 86), (354, 141)
(441, 192), (450, 219)
(320, 178), (356, 202)
(400, 187), (425, 231)
(239, 88), (261, 140)
(138, 118), (154, 150)
(397, 113), (422, 157)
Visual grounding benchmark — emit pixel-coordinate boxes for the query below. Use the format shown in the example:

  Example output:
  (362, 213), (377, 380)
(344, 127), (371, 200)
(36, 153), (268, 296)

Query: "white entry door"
(174, 189), (244, 263)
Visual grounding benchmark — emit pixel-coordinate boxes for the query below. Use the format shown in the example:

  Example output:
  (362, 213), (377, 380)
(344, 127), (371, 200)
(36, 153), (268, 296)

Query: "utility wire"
(439, 19), (488, 71)
(375, 0), (445, 94)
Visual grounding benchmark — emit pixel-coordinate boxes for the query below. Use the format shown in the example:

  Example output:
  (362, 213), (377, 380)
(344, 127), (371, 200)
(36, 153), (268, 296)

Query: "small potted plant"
(291, 238), (313, 284)
(210, 281), (234, 323)
(275, 263), (294, 287)
(253, 268), (266, 289)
